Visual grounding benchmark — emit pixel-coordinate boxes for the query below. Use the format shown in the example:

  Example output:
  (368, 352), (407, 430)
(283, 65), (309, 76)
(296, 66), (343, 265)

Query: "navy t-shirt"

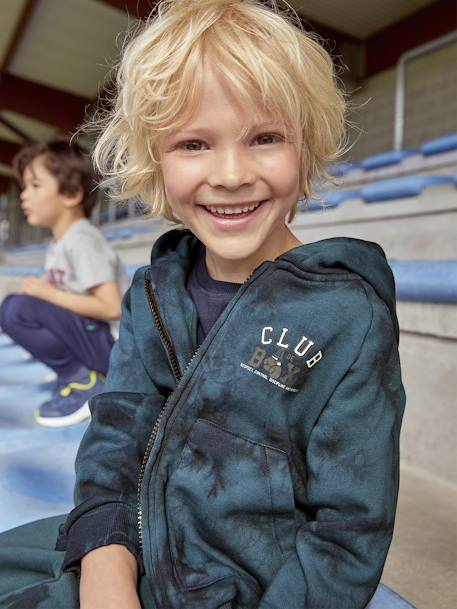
(186, 244), (241, 346)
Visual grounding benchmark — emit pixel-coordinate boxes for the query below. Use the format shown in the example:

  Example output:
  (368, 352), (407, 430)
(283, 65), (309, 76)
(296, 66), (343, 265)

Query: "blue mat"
(0, 333), (88, 532)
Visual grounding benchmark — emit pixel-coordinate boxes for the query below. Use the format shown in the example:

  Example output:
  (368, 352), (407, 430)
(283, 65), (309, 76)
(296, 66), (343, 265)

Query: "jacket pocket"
(165, 418), (295, 592)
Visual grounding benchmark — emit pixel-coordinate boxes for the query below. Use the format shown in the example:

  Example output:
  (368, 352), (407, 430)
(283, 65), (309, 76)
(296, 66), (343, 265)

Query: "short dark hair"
(12, 138), (98, 217)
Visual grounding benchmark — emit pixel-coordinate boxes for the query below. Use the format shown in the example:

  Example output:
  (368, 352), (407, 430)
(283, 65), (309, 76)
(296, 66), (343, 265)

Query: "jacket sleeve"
(56, 285), (169, 570)
(257, 295), (406, 609)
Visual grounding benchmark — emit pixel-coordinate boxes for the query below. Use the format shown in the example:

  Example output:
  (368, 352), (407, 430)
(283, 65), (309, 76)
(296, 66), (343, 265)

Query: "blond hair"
(93, 0), (346, 222)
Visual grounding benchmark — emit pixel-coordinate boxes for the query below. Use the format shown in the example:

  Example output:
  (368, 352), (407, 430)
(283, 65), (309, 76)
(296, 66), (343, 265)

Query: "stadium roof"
(0, 0), (455, 192)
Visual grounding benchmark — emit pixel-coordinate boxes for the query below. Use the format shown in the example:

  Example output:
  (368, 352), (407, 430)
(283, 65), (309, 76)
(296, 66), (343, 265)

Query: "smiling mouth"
(203, 201), (264, 217)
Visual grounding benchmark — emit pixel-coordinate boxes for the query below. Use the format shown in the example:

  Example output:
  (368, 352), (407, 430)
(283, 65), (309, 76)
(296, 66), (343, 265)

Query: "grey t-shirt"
(44, 218), (129, 334)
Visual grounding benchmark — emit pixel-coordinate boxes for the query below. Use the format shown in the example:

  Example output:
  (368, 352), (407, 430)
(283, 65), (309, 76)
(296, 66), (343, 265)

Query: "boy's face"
(160, 63), (301, 280)
(20, 156), (68, 229)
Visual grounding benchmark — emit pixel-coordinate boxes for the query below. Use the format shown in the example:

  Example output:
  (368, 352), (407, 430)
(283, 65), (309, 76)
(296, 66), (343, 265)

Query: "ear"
(61, 189), (84, 209)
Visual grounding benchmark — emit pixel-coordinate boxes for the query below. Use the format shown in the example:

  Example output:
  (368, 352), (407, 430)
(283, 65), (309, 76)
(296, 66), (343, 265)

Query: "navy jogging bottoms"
(0, 295), (114, 378)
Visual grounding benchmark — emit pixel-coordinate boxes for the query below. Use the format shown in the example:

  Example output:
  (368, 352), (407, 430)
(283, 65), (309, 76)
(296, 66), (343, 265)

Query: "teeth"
(205, 202), (261, 215)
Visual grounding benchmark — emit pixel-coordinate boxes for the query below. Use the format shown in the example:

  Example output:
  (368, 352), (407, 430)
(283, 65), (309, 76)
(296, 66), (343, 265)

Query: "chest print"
(240, 326), (323, 393)
(46, 268), (66, 288)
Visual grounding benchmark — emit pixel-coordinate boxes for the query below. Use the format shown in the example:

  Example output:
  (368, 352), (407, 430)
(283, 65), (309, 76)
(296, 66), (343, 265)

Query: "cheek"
(271, 158), (300, 199)
(162, 159), (202, 207)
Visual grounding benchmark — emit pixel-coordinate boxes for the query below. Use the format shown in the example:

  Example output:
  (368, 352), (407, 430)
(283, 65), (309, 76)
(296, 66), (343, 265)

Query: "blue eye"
(253, 133), (284, 146)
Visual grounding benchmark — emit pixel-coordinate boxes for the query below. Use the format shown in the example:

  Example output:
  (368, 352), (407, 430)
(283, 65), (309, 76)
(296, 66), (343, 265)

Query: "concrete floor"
(382, 466), (457, 609)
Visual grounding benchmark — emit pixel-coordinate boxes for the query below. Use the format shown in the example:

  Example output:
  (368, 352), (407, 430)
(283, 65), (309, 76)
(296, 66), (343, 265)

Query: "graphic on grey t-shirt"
(44, 218), (129, 336)
(45, 218), (129, 295)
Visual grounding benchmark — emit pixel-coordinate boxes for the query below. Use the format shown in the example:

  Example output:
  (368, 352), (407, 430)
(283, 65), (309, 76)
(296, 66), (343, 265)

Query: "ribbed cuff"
(56, 502), (140, 572)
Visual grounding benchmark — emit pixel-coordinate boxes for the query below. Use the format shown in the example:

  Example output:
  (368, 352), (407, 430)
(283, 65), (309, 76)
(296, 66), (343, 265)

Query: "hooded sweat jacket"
(57, 229), (405, 609)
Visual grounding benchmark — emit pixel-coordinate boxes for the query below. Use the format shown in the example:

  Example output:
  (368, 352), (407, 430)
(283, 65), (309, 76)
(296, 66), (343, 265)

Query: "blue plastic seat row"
(5, 221), (154, 256)
(1, 261), (455, 305)
(389, 260), (457, 304)
(300, 173), (454, 210)
(330, 132), (457, 175)
(0, 264), (138, 279)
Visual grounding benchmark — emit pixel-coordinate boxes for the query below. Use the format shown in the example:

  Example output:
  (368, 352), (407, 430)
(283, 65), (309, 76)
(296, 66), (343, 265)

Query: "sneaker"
(35, 369), (105, 428)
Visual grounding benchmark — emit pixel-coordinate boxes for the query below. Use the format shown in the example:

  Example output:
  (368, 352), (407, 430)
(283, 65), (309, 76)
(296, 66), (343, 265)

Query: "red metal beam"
(1, 0), (39, 71)
(366, 0), (457, 77)
(99, 0), (358, 43)
(0, 71), (91, 131)
(98, 0), (158, 18)
(0, 139), (21, 165)
(0, 115), (31, 141)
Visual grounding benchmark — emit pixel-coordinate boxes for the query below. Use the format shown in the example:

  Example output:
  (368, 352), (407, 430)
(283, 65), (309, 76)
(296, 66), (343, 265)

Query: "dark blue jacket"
(58, 229), (405, 609)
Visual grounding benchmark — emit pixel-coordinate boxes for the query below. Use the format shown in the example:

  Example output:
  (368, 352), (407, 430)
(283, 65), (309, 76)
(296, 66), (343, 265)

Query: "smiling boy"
(0, 2), (404, 608)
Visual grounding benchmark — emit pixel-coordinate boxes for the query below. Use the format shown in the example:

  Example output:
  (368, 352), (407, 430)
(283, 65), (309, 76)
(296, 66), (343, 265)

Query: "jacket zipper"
(137, 276), (183, 555)
(136, 267), (259, 554)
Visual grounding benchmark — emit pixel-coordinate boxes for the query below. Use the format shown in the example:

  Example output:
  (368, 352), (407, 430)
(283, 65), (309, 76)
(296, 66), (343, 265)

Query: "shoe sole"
(35, 400), (91, 428)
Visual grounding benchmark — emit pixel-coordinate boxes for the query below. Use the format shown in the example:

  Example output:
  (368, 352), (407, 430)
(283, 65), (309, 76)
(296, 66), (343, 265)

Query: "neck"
(205, 228), (302, 283)
(52, 212), (85, 241)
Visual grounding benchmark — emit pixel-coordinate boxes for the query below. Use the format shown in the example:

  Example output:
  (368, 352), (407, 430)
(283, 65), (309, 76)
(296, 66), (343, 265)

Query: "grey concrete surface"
(397, 302), (457, 340)
(382, 466), (457, 609)
(399, 333), (457, 485)
(293, 208), (457, 261)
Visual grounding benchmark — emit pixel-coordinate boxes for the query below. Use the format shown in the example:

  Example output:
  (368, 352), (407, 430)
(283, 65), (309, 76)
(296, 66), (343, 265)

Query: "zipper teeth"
(145, 276), (182, 382)
(137, 268), (257, 553)
(137, 414), (163, 551)
(137, 276), (183, 554)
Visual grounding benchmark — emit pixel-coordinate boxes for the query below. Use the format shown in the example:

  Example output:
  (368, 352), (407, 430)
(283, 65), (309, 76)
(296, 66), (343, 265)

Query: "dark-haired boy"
(0, 139), (129, 427)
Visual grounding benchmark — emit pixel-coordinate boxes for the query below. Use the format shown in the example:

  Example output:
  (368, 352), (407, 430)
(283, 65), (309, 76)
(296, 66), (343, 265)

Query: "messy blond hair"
(93, 0), (346, 222)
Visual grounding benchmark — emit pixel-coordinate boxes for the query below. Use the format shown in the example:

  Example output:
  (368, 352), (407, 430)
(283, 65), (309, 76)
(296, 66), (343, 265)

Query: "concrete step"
(382, 466), (457, 609)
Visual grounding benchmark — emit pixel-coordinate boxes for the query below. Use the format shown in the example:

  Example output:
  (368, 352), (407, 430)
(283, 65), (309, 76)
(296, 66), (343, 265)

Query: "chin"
(27, 217), (49, 229)
(208, 240), (255, 260)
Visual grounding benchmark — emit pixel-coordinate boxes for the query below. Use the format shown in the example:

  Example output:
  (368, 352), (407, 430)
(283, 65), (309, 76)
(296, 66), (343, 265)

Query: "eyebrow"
(168, 121), (283, 139)
(23, 168), (39, 183)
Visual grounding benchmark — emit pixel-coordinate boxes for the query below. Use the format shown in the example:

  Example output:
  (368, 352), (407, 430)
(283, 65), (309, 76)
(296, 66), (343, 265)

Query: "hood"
(150, 229), (399, 342)
(283, 237), (399, 341)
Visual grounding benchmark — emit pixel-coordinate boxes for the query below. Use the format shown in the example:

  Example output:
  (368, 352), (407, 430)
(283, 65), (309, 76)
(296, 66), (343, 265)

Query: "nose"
(208, 147), (255, 191)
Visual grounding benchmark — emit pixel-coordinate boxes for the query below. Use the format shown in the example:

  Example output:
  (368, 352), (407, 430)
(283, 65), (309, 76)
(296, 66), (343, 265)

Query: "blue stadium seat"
(361, 175), (453, 203)
(5, 243), (48, 255)
(390, 260), (457, 304)
(421, 133), (457, 157)
(0, 266), (42, 276)
(361, 150), (417, 171)
(0, 264), (139, 280)
(3, 259), (457, 305)
(125, 264), (139, 278)
(328, 161), (361, 177)
(299, 189), (361, 211)
(104, 228), (136, 241)
(368, 584), (417, 608)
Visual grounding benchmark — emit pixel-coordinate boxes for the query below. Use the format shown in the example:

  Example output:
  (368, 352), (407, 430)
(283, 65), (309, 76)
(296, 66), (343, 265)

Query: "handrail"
(394, 31), (457, 151)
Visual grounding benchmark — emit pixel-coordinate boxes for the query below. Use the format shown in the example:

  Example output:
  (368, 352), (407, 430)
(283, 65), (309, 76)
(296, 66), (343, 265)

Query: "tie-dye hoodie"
(57, 229), (405, 609)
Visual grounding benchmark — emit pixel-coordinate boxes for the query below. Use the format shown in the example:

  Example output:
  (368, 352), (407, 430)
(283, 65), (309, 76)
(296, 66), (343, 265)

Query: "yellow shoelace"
(59, 370), (100, 397)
